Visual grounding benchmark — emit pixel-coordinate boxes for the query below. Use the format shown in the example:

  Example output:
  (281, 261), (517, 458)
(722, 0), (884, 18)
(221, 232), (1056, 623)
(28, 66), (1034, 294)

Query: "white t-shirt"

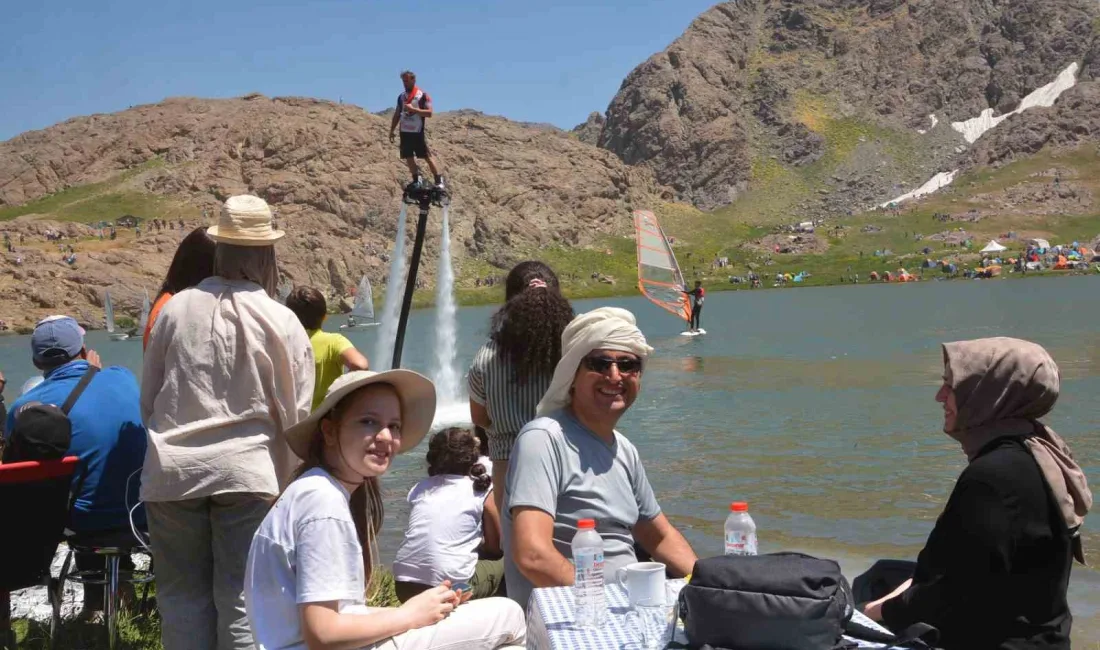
(392, 474), (490, 586)
(244, 467), (365, 650)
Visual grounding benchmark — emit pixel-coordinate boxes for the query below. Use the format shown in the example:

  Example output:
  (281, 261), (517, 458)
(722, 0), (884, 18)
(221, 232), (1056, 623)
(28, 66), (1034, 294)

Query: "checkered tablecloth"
(527, 580), (908, 650)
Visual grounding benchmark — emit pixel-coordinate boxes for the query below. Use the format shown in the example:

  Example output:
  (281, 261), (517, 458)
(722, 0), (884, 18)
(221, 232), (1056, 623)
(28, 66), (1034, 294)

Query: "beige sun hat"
(207, 194), (285, 246)
(284, 369), (437, 460)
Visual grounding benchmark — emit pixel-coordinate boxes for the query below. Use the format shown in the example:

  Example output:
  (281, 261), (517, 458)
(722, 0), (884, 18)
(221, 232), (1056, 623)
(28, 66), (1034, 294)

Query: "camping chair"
(0, 456), (81, 649)
(56, 470), (154, 650)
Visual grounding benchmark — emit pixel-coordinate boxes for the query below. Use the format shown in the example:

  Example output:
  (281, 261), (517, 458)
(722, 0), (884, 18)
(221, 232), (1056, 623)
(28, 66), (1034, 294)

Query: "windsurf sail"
(104, 291), (116, 333)
(633, 210), (692, 323)
(138, 290), (151, 332)
(276, 277), (293, 305)
(351, 275), (375, 321)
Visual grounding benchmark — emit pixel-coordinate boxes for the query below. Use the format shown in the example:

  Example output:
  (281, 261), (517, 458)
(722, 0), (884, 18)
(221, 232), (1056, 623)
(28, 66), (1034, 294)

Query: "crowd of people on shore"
(0, 192), (1093, 650)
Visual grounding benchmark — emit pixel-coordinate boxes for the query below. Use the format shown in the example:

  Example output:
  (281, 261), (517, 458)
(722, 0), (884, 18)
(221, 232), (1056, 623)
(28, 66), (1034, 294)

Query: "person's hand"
(85, 349), (102, 369)
(862, 578), (911, 622)
(389, 130), (396, 143)
(863, 600), (884, 622)
(398, 582), (457, 629)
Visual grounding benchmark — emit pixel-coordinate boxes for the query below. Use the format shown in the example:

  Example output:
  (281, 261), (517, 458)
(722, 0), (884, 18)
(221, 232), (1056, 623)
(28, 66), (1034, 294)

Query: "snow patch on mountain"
(951, 63), (1079, 144)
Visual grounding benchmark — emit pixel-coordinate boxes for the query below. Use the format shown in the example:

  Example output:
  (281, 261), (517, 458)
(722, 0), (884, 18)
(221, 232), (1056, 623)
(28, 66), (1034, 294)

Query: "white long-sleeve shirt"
(140, 277), (314, 501)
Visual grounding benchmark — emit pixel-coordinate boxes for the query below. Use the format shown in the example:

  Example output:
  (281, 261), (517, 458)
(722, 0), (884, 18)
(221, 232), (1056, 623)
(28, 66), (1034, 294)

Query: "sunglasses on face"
(582, 355), (643, 375)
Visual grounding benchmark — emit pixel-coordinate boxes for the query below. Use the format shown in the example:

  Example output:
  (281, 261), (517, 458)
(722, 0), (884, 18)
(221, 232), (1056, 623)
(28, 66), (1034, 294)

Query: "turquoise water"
(2, 276), (1097, 641)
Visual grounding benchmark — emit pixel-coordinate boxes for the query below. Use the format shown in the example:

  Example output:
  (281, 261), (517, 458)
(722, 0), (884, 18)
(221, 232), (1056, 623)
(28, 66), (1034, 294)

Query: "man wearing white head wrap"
(536, 307), (654, 416)
(503, 307), (696, 608)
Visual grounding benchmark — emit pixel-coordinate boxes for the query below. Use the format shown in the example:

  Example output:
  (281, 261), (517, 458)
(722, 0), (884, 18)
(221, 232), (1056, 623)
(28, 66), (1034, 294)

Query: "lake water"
(2, 276), (1098, 642)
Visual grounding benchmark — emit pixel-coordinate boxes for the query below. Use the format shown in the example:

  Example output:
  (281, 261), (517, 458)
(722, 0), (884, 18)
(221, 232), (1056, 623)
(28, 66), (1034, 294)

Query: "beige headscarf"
(943, 337), (1092, 563)
(536, 307), (654, 416)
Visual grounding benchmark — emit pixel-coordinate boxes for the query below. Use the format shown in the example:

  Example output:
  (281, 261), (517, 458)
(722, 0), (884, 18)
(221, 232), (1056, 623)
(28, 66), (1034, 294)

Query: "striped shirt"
(467, 339), (553, 461)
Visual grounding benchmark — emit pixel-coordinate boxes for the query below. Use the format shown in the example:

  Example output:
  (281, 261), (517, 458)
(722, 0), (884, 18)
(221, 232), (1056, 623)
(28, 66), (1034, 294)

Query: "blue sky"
(1, 0), (718, 141)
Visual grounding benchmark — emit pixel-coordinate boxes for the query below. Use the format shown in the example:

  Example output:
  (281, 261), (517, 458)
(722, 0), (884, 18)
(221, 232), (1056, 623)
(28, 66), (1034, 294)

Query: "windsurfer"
(682, 281), (705, 332)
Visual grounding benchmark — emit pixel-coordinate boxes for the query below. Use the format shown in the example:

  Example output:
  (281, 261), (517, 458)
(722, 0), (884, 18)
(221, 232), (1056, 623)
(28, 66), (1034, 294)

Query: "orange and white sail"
(633, 210), (691, 322)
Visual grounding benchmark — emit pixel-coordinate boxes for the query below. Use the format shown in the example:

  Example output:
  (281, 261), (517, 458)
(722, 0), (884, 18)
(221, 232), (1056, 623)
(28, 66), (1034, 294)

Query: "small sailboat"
(633, 210), (703, 336)
(128, 290), (152, 342)
(105, 291), (129, 341)
(340, 275), (380, 329)
(276, 277), (293, 305)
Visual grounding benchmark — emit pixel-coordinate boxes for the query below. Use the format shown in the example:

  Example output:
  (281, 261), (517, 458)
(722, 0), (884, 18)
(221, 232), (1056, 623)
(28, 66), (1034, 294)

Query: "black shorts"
(399, 131), (430, 159)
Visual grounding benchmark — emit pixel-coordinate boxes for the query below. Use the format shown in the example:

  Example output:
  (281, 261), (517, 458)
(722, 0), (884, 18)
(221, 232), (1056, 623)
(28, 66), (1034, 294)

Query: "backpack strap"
(61, 366), (99, 415)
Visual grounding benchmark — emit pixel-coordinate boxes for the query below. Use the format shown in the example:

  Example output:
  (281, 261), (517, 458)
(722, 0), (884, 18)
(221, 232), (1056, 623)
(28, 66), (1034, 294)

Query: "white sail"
(138, 290), (151, 331)
(104, 291), (116, 333)
(351, 275), (375, 320)
(276, 278), (292, 305)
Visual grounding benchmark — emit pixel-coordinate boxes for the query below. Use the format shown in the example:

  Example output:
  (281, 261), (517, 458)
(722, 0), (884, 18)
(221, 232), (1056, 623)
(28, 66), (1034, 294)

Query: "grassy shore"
(10, 571), (401, 650)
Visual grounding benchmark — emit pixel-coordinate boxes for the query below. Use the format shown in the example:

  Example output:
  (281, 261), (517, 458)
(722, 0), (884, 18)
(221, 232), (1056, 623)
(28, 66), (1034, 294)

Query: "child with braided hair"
(393, 427), (505, 602)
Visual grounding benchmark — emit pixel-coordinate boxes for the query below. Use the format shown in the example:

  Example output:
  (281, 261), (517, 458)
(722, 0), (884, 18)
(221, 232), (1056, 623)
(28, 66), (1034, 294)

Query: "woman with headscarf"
(468, 261), (573, 513)
(864, 337), (1090, 650)
(501, 307), (697, 608)
(141, 195), (314, 650)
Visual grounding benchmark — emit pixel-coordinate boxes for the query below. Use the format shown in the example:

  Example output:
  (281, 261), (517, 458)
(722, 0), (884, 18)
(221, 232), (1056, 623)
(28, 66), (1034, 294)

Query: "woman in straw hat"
(141, 195), (315, 650)
(864, 338), (1090, 650)
(245, 370), (527, 650)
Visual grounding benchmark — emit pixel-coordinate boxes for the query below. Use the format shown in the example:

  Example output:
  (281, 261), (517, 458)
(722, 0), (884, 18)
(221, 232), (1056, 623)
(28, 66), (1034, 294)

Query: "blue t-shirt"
(5, 361), (147, 532)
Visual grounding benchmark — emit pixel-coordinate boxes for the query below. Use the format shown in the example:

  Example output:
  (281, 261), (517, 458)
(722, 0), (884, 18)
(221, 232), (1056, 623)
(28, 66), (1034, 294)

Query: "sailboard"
(276, 277), (293, 305)
(105, 290), (130, 340)
(134, 289), (151, 340)
(104, 291), (116, 333)
(633, 210), (695, 333)
(341, 275), (380, 329)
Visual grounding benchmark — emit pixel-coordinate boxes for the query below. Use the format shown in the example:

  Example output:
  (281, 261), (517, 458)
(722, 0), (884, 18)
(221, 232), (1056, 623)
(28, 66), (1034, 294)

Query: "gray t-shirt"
(502, 409), (662, 608)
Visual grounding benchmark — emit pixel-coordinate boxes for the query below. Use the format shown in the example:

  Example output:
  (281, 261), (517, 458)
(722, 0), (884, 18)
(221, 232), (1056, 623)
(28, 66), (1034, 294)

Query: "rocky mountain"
(0, 96), (659, 329)
(596, 0), (1100, 210)
(968, 81), (1100, 168)
(571, 112), (606, 146)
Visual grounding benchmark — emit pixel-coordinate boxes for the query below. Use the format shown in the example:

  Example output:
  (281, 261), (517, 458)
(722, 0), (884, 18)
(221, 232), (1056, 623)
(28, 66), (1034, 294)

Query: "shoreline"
(2, 266), (1095, 335)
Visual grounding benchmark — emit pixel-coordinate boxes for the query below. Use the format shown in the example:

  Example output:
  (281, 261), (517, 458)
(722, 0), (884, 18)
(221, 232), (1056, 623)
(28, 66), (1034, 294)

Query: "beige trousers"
(356, 597), (527, 650)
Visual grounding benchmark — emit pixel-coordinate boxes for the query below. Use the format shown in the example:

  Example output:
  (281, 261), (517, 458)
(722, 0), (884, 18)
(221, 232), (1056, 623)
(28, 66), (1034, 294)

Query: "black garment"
(690, 304), (703, 330)
(882, 437), (1072, 650)
(399, 131), (430, 159)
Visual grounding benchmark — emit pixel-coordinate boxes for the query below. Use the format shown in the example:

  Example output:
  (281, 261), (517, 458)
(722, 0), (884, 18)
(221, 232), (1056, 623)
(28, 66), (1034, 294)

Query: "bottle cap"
(578, 519), (596, 529)
(730, 502), (748, 512)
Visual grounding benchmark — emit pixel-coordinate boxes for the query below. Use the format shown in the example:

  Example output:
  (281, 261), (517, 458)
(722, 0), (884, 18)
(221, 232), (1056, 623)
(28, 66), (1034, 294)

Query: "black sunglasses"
(582, 355), (643, 375)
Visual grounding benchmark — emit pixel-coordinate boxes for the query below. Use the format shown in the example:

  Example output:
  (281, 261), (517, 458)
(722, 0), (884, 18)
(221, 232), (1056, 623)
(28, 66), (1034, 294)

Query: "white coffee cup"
(616, 561), (667, 606)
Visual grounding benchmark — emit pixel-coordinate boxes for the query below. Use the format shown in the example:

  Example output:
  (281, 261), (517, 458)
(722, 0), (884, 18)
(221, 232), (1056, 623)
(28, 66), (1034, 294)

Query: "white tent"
(980, 240), (1007, 254)
(1029, 238), (1051, 249)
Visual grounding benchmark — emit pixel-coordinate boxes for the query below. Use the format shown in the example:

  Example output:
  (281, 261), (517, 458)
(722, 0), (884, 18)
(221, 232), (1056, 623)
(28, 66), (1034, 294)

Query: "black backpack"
(679, 552), (854, 650)
(3, 367), (98, 463)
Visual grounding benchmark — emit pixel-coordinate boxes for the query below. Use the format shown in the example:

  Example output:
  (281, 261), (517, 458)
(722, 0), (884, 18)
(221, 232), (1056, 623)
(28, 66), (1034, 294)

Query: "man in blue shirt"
(5, 316), (147, 615)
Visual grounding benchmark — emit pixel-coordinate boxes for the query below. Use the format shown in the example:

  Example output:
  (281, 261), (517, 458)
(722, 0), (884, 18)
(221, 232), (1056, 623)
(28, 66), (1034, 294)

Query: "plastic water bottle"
(571, 518), (607, 628)
(724, 502), (758, 556)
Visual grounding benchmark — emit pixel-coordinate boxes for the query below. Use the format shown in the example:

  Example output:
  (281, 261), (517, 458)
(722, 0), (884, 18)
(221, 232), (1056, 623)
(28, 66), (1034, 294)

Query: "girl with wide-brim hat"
(244, 370), (528, 650)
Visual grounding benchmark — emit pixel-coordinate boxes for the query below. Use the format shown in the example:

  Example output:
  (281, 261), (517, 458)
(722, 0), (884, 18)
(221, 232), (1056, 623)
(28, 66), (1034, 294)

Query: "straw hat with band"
(207, 194), (285, 246)
(284, 369), (437, 461)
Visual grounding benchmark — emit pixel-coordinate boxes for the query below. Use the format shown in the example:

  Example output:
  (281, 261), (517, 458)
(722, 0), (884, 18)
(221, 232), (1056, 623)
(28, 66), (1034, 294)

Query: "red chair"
(0, 456), (81, 648)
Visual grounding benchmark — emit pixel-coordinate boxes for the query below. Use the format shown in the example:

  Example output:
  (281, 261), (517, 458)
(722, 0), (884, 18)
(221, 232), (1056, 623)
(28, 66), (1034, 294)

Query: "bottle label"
(573, 549), (605, 586)
(724, 531), (758, 556)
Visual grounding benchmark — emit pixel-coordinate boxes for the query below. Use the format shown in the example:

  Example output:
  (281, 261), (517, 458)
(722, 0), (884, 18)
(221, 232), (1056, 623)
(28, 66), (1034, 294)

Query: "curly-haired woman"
(467, 261), (574, 512)
(393, 427), (503, 602)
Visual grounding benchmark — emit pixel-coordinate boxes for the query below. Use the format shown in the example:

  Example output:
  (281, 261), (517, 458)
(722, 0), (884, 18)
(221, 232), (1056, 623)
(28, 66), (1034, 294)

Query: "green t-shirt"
(308, 329), (354, 408)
